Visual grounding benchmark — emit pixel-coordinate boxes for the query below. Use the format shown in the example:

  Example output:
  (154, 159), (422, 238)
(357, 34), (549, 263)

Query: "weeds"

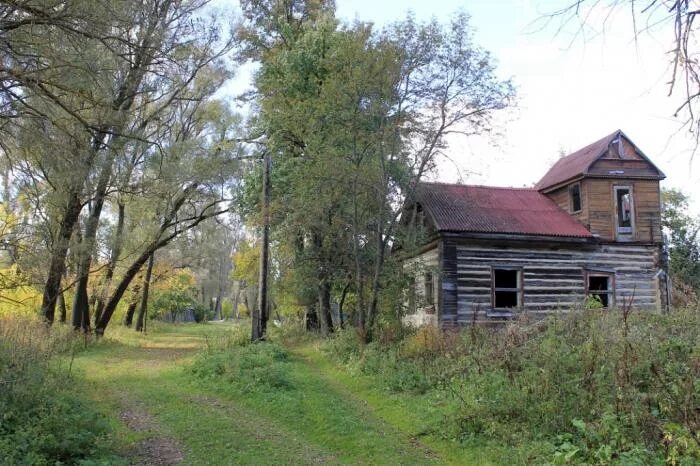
(0, 315), (117, 464)
(324, 308), (700, 464)
(192, 332), (293, 392)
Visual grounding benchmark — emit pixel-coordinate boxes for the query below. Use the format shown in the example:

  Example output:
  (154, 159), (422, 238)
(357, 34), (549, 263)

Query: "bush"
(0, 316), (116, 464)
(322, 308), (700, 463)
(191, 337), (293, 392)
(192, 303), (214, 323)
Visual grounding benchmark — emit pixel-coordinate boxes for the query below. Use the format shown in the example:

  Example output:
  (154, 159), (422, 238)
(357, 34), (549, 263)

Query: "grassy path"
(72, 323), (448, 465)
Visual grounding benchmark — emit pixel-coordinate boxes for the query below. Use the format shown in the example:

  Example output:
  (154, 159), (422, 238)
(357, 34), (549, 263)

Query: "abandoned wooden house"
(404, 129), (670, 327)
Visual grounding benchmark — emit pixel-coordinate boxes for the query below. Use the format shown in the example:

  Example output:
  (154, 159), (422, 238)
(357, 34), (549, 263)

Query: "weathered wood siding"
(403, 247), (439, 327)
(584, 179), (662, 242)
(439, 240), (661, 327)
(588, 159), (660, 178)
(547, 183), (589, 225)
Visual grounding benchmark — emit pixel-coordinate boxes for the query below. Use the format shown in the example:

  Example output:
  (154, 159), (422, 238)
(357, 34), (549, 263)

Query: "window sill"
(487, 309), (516, 319)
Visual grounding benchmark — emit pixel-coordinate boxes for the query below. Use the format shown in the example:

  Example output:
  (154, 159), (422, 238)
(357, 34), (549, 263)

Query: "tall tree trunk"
(232, 285), (240, 320)
(338, 280), (351, 330)
(95, 183), (210, 336)
(95, 201), (125, 325)
(214, 294), (222, 320)
(71, 152), (115, 332)
(58, 290), (67, 324)
(305, 304), (319, 331)
(135, 252), (154, 332)
(254, 152), (271, 341)
(318, 278), (333, 336)
(351, 180), (367, 336)
(366, 228), (387, 341)
(41, 191), (81, 324)
(123, 284), (141, 327)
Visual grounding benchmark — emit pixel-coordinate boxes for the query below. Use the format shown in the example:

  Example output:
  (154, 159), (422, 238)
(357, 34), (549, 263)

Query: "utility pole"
(253, 152), (271, 341)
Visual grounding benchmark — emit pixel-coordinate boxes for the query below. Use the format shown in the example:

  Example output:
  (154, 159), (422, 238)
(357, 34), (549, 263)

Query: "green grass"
(71, 322), (468, 464)
(292, 341), (537, 465)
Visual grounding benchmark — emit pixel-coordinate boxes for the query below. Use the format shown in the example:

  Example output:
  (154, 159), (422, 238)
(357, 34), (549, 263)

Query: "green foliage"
(231, 241), (260, 287)
(191, 303), (214, 323)
(0, 317), (118, 464)
(237, 3), (516, 339)
(662, 188), (700, 294)
(192, 338), (292, 392)
(323, 309), (700, 463)
(150, 268), (199, 319)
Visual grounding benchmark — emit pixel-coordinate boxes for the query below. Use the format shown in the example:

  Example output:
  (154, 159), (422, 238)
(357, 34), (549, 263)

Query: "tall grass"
(324, 307), (700, 464)
(0, 315), (117, 465)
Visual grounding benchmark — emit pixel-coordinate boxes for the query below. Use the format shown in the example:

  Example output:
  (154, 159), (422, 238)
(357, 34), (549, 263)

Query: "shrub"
(0, 316), (116, 464)
(322, 308), (700, 463)
(192, 339), (293, 392)
(192, 303), (214, 323)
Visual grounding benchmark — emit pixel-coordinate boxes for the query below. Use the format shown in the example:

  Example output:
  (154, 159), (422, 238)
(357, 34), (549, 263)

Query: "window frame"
(424, 272), (434, 306)
(569, 182), (582, 213)
(491, 266), (523, 310)
(585, 271), (615, 308)
(613, 185), (635, 237)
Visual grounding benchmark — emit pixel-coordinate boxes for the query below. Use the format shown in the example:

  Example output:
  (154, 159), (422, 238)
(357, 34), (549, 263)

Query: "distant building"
(403, 130), (669, 327)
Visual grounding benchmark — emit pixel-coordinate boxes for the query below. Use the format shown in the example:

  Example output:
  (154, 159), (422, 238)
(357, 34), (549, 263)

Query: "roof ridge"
(420, 182), (536, 191)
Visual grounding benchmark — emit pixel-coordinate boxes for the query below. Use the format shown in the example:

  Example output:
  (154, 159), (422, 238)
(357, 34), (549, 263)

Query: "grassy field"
(68, 311), (699, 465)
(71, 321), (512, 465)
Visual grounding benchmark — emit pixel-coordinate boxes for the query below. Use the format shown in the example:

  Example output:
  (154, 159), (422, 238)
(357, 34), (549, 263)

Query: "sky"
(219, 0), (700, 212)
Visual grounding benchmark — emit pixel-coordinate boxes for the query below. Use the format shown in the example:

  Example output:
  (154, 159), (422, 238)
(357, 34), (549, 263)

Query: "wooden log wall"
(585, 179), (661, 242)
(403, 247), (439, 327)
(544, 179), (661, 243)
(439, 239), (662, 327)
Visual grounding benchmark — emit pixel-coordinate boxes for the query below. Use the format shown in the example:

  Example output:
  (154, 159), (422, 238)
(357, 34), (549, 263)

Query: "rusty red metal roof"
(416, 183), (594, 238)
(535, 130), (620, 191)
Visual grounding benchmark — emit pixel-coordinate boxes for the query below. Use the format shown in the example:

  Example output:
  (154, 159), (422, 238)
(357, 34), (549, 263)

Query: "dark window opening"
(493, 269), (521, 309)
(495, 290), (518, 308)
(570, 183), (582, 212)
(424, 273), (434, 305)
(616, 188), (633, 230)
(587, 274), (613, 308)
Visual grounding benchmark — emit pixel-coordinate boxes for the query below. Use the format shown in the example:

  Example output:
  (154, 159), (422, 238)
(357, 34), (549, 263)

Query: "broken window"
(424, 272), (434, 305)
(587, 273), (614, 308)
(610, 137), (625, 158)
(614, 186), (634, 235)
(492, 268), (521, 309)
(570, 183), (582, 213)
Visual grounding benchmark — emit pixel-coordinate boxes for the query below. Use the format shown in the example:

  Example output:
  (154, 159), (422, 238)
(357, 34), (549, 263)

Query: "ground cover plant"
(0, 316), (121, 465)
(322, 307), (700, 464)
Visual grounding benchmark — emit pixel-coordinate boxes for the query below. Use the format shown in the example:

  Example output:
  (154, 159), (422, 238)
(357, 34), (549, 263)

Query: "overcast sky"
(220, 0), (700, 211)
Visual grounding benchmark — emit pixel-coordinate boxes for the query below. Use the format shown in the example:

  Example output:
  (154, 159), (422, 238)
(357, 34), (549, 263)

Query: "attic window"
(610, 137), (625, 159)
(569, 183), (582, 213)
(492, 268), (522, 309)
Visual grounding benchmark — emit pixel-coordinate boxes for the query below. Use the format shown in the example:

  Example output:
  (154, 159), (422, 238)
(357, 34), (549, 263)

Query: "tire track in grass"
(74, 326), (338, 465)
(287, 345), (444, 464)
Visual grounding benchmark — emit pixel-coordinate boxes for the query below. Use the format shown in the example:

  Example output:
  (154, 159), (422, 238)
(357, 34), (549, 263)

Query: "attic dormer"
(536, 130), (665, 243)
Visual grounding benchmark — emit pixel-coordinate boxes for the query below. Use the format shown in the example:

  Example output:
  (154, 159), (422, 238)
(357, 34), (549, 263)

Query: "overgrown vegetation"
(0, 316), (120, 464)
(323, 308), (700, 464)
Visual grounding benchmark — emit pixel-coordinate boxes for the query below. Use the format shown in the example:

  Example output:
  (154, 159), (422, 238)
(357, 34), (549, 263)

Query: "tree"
(662, 188), (700, 294)
(1, 0), (235, 330)
(546, 1), (700, 141)
(239, 2), (514, 340)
